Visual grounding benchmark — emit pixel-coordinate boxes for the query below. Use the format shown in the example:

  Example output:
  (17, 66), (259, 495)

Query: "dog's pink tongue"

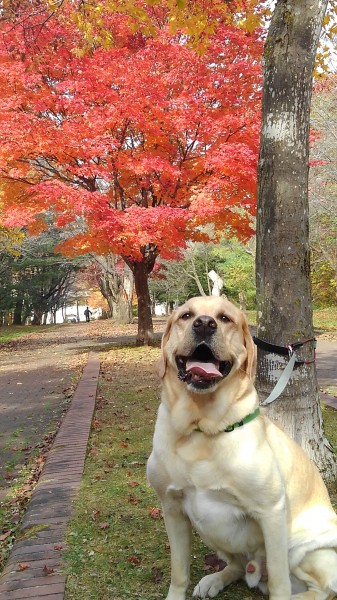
(186, 360), (222, 379)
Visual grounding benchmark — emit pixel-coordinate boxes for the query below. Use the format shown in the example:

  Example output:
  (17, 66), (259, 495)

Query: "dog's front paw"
(193, 572), (225, 598)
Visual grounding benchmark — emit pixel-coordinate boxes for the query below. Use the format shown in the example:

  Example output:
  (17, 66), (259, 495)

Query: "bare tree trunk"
(123, 245), (158, 345)
(256, 0), (336, 481)
(32, 310), (43, 325)
(13, 297), (23, 326)
(132, 261), (154, 345)
(94, 254), (133, 324)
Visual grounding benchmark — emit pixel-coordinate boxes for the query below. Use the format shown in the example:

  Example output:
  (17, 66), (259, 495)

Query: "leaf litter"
(63, 344), (267, 600)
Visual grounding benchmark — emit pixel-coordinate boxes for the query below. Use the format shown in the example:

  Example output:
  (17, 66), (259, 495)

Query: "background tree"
(0, 229), (81, 325)
(255, 0), (336, 479)
(150, 238), (256, 310)
(309, 75), (337, 305)
(211, 238), (255, 308)
(0, 1), (261, 344)
(89, 254), (134, 323)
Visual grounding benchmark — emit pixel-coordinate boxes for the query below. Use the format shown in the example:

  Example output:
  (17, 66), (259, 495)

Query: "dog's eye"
(220, 314), (231, 323)
(180, 312), (192, 320)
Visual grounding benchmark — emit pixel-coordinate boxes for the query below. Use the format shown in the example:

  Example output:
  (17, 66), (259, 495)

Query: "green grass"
(0, 324), (58, 344)
(64, 344), (337, 600)
(64, 345), (265, 600)
(245, 307), (337, 332)
(313, 307), (337, 332)
(0, 325), (36, 343)
(0, 322), (78, 344)
(64, 345), (173, 600)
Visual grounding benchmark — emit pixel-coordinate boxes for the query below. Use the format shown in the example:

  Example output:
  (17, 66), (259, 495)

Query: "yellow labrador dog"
(147, 296), (337, 600)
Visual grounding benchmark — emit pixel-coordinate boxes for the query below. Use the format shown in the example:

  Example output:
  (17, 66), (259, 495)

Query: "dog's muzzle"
(176, 342), (232, 391)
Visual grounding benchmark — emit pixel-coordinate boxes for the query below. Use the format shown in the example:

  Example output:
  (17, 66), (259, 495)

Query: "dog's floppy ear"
(241, 313), (256, 380)
(158, 313), (174, 379)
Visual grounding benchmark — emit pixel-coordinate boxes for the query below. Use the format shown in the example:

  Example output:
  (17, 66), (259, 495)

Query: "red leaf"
(204, 554), (226, 572)
(42, 565), (55, 575)
(128, 494), (141, 505)
(127, 555), (141, 566)
(18, 563), (31, 571)
(147, 507), (161, 520)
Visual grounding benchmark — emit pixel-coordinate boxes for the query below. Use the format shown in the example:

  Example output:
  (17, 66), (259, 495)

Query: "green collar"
(195, 408), (260, 434)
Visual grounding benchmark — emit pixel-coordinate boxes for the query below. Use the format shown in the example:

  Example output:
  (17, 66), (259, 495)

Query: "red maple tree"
(0, 3), (262, 343)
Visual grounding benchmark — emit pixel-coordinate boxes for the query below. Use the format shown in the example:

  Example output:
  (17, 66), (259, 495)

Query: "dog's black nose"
(192, 315), (217, 336)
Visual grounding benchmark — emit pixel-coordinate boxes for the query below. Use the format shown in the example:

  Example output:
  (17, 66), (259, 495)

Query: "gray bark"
(95, 254), (133, 324)
(256, 0), (336, 481)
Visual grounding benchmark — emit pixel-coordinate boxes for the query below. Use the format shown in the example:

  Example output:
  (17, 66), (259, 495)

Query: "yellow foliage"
(67, 0), (336, 71)
(67, 0), (267, 53)
(0, 225), (24, 256)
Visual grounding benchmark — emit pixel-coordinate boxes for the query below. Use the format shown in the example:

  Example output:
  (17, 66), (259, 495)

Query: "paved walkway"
(0, 320), (133, 499)
(315, 339), (337, 388)
(0, 326), (335, 599)
(0, 353), (100, 600)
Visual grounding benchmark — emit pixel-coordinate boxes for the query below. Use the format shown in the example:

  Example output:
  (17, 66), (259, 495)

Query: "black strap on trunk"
(253, 336), (316, 365)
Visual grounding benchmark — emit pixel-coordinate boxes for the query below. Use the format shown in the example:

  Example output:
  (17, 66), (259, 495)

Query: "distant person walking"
(84, 306), (92, 322)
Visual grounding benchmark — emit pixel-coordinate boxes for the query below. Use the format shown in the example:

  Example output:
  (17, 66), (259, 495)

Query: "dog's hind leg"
(291, 548), (337, 600)
(192, 558), (245, 599)
(291, 592), (333, 600)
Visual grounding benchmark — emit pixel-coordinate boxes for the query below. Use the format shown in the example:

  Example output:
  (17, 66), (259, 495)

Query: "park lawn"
(64, 343), (337, 600)
(0, 325), (40, 344)
(313, 307), (337, 332)
(244, 307), (337, 332)
(0, 324), (62, 344)
(0, 306), (336, 346)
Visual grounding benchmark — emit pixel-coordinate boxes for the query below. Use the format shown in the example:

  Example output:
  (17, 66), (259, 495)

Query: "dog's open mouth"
(176, 343), (232, 390)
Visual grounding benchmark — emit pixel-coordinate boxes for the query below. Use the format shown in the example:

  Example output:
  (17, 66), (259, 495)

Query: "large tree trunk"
(132, 261), (154, 345)
(124, 245), (158, 345)
(256, 0), (336, 481)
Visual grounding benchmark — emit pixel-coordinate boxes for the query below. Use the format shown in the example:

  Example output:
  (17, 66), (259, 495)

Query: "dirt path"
(0, 320), (163, 501)
(0, 321), (117, 498)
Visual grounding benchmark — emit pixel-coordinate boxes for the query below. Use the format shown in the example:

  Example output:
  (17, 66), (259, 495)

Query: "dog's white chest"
(182, 488), (263, 556)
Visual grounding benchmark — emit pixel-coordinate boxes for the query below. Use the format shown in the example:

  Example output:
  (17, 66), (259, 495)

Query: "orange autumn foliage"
(0, 1), (262, 263)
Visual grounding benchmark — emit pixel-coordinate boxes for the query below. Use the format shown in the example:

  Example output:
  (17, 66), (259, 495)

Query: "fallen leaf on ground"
(127, 555), (141, 566)
(128, 481), (140, 488)
(147, 507), (161, 519)
(128, 494), (141, 505)
(203, 553), (226, 572)
(42, 565), (55, 575)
